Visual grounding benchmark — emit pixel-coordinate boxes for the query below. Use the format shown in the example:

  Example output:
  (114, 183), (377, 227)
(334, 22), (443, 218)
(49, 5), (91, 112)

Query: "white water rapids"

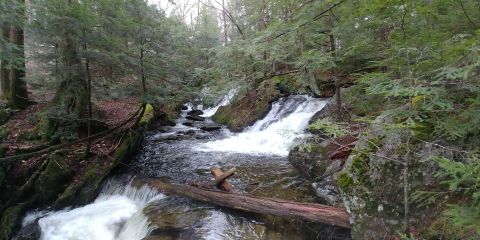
(23, 180), (164, 240)
(201, 88), (239, 117)
(196, 95), (327, 156)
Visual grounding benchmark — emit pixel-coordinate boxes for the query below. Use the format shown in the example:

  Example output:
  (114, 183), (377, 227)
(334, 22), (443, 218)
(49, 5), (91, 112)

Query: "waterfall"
(32, 179), (164, 240)
(195, 95), (327, 156)
(201, 88), (239, 117)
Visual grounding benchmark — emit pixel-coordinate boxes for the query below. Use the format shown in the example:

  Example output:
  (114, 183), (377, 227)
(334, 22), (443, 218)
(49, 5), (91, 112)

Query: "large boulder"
(337, 116), (447, 239)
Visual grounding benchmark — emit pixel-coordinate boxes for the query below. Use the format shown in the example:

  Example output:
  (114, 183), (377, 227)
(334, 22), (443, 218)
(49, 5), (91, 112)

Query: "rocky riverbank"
(0, 103), (159, 240)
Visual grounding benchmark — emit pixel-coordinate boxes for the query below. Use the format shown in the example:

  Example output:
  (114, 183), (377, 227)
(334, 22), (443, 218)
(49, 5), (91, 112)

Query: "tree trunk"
(1, 20), (30, 109)
(329, 34), (342, 119)
(141, 179), (351, 229)
(41, 26), (88, 141)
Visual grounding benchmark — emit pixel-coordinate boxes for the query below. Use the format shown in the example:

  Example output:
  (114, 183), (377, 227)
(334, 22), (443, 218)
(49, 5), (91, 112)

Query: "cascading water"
(201, 88), (239, 117)
(18, 93), (349, 240)
(29, 179), (164, 240)
(195, 95), (327, 156)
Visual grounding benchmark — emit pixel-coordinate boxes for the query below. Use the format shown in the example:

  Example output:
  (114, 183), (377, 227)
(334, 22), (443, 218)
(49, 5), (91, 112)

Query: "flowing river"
(18, 94), (351, 240)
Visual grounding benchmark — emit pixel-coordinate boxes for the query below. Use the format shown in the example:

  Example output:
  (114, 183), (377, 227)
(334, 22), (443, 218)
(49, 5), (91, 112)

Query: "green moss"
(273, 75), (303, 94)
(55, 106), (155, 209)
(0, 108), (8, 125)
(338, 173), (354, 192)
(409, 121), (434, 140)
(213, 83), (280, 131)
(35, 152), (73, 202)
(0, 200), (33, 239)
(423, 212), (479, 239)
(350, 153), (370, 186)
(0, 126), (7, 141)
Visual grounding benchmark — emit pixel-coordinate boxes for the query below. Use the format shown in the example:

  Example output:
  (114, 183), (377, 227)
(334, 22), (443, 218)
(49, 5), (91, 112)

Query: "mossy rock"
(0, 200), (34, 240)
(0, 126), (7, 141)
(273, 75), (303, 94)
(0, 108), (8, 126)
(213, 83), (280, 132)
(288, 137), (331, 179)
(338, 116), (445, 239)
(55, 105), (155, 209)
(34, 152), (73, 203)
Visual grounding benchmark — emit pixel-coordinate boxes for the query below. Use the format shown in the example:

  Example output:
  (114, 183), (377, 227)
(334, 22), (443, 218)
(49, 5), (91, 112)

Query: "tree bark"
(1, 17), (30, 109)
(141, 179), (351, 229)
(211, 167), (235, 192)
(329, 34), (342, 119)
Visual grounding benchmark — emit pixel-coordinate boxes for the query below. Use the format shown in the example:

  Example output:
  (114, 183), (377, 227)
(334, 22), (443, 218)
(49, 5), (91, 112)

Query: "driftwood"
(211, 167), (235, 192)
(141, 179), (351, 229)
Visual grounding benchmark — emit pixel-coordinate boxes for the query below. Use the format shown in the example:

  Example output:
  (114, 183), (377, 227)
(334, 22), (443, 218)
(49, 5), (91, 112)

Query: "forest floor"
(2, 95), (139, 177)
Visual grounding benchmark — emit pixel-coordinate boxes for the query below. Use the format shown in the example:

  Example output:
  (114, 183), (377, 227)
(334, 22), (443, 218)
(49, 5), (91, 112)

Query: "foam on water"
(195, 95), (327, 156)
(31, 180), (164, 240)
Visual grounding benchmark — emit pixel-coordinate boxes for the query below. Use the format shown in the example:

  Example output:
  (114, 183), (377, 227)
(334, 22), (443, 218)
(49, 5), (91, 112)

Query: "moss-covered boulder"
(34, 153), (73, 203)
(289, 137), (331, 179)
(338, 116), (446, 239)
(213, 83), (280, 132)
(0, 201), (33, 240)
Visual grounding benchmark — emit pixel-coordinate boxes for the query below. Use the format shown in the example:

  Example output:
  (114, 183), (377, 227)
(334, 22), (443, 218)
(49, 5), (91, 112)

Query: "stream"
(18, 94), (351, 240)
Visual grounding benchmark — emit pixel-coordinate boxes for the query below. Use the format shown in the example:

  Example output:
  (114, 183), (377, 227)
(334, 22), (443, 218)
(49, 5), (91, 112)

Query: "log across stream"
(138, 178), (351, 229)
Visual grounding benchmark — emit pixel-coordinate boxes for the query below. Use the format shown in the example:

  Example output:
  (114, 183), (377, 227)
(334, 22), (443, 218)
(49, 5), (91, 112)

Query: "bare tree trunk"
(141, 179), (351, 229)
(84, 38), (92, 157)
(222, 0), (228, 44)
(1, 17), (29, 109)
(329, 34), (342, 119)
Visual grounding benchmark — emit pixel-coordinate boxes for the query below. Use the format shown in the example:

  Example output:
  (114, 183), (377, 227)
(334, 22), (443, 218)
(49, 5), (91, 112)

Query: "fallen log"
(211, 167), (235, 192)
(142, 179), (351, 229)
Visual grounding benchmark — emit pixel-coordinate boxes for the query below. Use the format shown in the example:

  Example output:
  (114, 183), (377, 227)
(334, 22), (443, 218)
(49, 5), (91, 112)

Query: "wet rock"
(195, 134), (209, 140)
(182, 121), (194, 127)
(186, 115), (205, 122)
(181, 105), (188, 111)
(187, 109), (203, 116)
(185, 130), (195, 135)
(312, 181), (340, 205)
(200, 124), (221, 132)
(167, 135), (181, 141)
(146, 202), (206, 230)
(15, 220), (41, 240)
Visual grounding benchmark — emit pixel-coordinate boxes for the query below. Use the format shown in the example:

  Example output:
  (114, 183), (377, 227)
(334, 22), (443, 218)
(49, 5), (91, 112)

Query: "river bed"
(18, 95), (351, 240)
